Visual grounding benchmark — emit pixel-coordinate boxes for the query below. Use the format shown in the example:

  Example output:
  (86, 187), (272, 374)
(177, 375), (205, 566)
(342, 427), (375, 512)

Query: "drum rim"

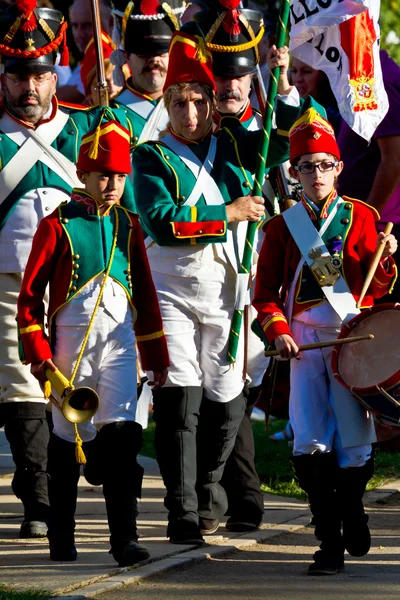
(332, 302), (400, 393)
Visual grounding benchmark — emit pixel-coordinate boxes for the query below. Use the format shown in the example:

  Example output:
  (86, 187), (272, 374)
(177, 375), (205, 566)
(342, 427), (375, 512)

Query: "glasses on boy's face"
(294, 161), (339, 175)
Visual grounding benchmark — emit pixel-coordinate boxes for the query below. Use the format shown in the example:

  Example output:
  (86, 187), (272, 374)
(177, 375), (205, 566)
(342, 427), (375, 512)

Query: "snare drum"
(332, 303), (400, 428)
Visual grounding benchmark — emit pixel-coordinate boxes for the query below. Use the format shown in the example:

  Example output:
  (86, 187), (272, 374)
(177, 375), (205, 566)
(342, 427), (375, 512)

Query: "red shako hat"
(289, 106), (341, 163)
(77, 118), (132, 174)
(163, 22), (215, 92)
(80, 31), (115, 95)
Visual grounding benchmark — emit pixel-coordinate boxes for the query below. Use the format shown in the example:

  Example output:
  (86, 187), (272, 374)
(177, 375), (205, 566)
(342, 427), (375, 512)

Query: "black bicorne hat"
(111, 0), (185, 56)
(194, 0), (264, 77)
(0, 1), (69, 73)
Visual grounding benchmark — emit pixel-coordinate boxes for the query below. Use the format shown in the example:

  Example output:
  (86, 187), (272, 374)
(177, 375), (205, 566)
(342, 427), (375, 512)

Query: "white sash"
(116, 88), (156, 121)
(138, 97), (169, 143)
(0, 110), (79, 206)
(283, 199), (360, 324)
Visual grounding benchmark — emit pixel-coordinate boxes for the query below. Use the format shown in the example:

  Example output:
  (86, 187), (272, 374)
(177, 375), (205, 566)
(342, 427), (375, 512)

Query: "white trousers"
(150, 247), (245, 403)
(0, 273), (45, 403)
(52, 307), (138, 443)
(290, 311), (372, 468)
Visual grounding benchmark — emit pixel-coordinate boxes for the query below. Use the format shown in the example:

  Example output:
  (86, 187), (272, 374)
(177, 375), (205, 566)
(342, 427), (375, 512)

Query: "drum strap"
(283, 199), (360, 325)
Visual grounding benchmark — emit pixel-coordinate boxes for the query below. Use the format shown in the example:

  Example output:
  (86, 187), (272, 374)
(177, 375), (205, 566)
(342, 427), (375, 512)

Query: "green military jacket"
(0, 100), (135, 231)
(131, 99), (301, 246)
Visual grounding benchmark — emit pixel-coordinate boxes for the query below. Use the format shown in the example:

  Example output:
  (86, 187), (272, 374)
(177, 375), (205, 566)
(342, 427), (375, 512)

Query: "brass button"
(73, 263), (79, 269)
(218, 228), (224, 233)
(297, 296), (303, 301)
(45, 207), (50, 211)
(68, 130), (74, 135)
(73, 274), (79, 280)
(124, 269), (131, 274)
(344, 202), (352, 210)
(127, 223), (133, 229)
(70, 285), (77, 292)
(62, 218), (69, 224)
(128, 283), (133, 289)
(179, 196), (186, 202)
(197, 230), (203, 234)
(126, 275), (132, 281)
(243, 182), (251, 188)
(176, 232), (181, 236)
(132, 136), (138, 143)
(341, 218), (350, 225)
(335, 235), (342, 241)
(164, 154), (170, 160)
(42, 190), (47, 195)
(73, 254), (80, 260)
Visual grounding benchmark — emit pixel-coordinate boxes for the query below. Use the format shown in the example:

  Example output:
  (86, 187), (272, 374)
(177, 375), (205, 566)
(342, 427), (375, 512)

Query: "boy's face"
(289, 152), (343, 204)
(77, 171), (127, 209)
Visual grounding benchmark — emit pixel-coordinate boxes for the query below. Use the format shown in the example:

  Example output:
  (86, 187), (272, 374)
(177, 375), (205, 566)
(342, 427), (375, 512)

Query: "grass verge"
(142, 416), (400, 498)
(0, 587), (52, 600)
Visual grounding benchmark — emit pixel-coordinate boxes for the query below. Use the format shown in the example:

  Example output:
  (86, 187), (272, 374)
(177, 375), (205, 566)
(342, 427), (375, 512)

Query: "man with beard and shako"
(110, 0), (186, 148)
(0, 0), (133, 539)
(193, 0), (300, 533)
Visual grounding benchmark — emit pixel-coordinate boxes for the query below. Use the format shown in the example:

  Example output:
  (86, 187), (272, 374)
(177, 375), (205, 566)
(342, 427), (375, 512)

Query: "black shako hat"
(194, 0), (264, 77)
(111, 0), (185, 56)
(0, 0), (69, 73)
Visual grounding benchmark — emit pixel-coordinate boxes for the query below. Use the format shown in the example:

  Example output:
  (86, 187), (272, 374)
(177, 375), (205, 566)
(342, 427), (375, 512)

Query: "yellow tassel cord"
(194, 36), (208, 64)
(206, 26), (264, 53)
(43, 379), (52, 399)
(88, 124), (101, 160)
(45, 208), (119, 464)
(74, 423), (87, 464)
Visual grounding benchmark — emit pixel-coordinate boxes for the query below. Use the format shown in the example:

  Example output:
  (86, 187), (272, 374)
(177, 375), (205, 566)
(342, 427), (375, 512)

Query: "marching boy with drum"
(16, 113), (169, 566)
(253, 99), (397, 576)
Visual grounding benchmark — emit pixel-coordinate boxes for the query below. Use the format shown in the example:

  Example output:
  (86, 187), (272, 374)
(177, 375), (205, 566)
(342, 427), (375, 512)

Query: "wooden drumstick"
(263, 334), (374, 357)
(357, 222), (393, 308)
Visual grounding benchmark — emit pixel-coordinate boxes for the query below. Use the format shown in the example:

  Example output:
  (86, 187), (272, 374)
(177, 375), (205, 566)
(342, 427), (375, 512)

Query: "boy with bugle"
(17, 111), (169, 566)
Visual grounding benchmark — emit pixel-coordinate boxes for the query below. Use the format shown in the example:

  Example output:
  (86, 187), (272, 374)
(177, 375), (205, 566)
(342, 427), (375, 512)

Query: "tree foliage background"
(380, 0), (400, 64)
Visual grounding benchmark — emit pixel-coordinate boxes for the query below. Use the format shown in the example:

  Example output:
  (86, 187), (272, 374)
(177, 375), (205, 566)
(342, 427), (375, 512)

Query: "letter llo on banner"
(289, 0), (389, 140)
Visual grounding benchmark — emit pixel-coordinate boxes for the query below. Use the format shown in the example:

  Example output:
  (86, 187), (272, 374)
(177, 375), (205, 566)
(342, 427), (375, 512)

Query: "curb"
(53, 481), (400, 598)
(54, 512), (312, 598)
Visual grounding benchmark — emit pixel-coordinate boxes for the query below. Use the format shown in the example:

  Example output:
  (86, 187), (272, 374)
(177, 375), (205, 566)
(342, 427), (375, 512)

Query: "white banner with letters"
(289, 0), (388, 141)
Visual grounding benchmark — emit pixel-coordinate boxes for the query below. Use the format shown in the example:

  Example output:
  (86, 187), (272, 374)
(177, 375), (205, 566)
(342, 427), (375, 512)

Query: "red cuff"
(21, 331), (52, 365)
(171, 221), (226, 239)
(261, 313), (291, 344)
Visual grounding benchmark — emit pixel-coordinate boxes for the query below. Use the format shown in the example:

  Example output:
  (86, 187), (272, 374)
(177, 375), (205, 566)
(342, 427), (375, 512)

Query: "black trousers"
(0, 402), (50, 521)
(153, 386), (246, 522)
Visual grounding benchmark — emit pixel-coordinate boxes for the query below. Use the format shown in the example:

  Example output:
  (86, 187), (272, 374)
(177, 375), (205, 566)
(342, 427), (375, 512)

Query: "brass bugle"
(264, 334), (374, 357)
(45, 368), (99, 424)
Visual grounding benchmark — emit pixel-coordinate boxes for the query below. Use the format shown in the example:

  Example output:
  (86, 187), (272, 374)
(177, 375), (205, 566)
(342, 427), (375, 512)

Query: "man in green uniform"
(0, 0), (132, 539)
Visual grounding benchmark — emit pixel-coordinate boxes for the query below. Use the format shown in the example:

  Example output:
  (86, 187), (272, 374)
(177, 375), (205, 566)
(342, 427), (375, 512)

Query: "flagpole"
(227, 0), (291, 364)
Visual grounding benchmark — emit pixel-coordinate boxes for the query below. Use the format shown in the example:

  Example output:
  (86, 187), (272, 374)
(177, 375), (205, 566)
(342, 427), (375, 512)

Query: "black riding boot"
(222, 385), (264, 532)
(196, 391), (247, 534)
(97, 422), (150, 567)
(336, 456), (374, 557)
(153, 386), (204, 544)
(292, 452), (344, 575)
(47, 433), (81, 561)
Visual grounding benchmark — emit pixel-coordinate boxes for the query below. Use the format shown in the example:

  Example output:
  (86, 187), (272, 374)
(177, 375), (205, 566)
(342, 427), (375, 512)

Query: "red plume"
(219, 0), (241, 9)
(140, 0), (159, 16)
(16, 0), (37, 32)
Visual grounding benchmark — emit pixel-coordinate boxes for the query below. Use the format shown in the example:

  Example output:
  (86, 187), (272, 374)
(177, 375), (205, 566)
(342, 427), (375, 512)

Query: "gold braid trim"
(3, 17), (21, 46)
(205, 11), (226, 44)
(161, 2), (180, 30)
(206, 25), (264, 53)
(122, 1), (134, 49)
(38, 17), (55, 42)
(239, 13), (260, 63)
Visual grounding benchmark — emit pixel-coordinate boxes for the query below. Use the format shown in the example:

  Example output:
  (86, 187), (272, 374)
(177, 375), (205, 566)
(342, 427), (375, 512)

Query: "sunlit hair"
(163, 81), (216, 112)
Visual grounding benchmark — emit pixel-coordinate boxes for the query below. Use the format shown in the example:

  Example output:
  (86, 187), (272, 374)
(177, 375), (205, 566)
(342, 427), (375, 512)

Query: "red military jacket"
(253, 194), (397, 343)
(17, 191), (169, 372)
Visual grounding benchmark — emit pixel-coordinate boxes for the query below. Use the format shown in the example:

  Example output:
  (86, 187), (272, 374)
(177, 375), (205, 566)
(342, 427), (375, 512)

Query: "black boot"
(196, 391), (247, 533)
(223, 386), (264, 532)
(153, 386), (205, 545)
(336, 456), (374, 557)
(99, 422), (150, 566)
(47, 433), (82, 561)
(292, 453), (344, 576)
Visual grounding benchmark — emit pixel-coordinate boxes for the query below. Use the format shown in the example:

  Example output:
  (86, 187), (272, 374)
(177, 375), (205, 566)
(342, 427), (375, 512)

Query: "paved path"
(1, 429), (399, 598)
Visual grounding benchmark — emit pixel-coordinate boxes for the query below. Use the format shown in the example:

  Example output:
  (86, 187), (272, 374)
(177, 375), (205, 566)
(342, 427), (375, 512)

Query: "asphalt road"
(100, 494), (400, 600)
